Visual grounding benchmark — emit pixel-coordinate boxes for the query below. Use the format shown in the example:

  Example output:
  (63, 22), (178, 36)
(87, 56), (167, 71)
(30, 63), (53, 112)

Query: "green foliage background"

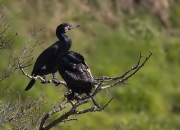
(0, 0), (180, 130)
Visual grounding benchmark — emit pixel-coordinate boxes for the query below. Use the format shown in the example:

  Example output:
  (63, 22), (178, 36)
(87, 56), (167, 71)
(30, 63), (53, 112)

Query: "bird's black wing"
(67, 51), (85, 64)
(31, 42), (60, 75)
(58, 51), (95, 93)
(64, 63), (93, 92)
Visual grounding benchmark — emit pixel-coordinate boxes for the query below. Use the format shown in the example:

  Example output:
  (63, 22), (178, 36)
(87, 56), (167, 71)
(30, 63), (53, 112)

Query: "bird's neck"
(57, 34), (71, 42)
(58, 34), (72, 51)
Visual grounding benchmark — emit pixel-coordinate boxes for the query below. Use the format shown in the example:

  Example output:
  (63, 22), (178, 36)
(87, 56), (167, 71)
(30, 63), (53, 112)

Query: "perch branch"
(39, 49), (155, 130)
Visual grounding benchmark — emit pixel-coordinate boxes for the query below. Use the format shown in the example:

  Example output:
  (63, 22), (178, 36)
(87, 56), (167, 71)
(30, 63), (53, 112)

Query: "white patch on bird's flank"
(42, 65), (46, 70)
(87, 68), (93, 78)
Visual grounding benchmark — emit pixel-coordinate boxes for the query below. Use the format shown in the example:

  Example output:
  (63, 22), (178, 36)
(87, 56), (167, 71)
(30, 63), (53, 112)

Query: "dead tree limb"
(94, 49), (155, 95)
(39, 49), (155, 130)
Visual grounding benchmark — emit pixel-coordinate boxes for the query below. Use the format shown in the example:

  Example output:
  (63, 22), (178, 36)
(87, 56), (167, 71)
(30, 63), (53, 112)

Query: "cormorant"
(25, 23), (80, 91)
(58, 51), (100, 107)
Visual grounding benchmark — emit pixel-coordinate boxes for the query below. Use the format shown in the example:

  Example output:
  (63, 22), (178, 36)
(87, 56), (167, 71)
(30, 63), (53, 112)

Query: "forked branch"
(39, 49), (155, 130)
(94, 49), (155, 94)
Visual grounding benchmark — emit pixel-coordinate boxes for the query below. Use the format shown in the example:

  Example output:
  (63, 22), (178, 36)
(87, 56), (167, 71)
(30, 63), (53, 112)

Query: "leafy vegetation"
(0, 0), (180, 129)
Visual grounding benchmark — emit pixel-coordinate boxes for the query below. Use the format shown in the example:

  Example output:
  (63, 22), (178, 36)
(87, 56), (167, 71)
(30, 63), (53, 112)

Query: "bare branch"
(0, 5), (20, 81)
(0, 99), (20, 127)
(39, 49), (155, 130)
(18, 27), (44, 69)
(39, 100), (69, 129)
(74, 98), (113, 114)
(93, 49), (155, 95)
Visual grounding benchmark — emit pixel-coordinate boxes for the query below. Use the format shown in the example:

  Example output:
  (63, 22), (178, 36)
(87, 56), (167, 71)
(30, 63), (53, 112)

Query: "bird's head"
(56, 23), (80, 36)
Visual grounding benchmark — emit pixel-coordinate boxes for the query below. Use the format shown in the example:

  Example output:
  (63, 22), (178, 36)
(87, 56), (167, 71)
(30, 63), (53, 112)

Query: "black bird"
(58, 51), (100, 107)
(25, 23), (80, 91)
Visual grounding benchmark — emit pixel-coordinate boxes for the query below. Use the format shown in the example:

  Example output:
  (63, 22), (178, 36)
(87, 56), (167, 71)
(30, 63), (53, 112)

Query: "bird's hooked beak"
(68, 24), (81, 30)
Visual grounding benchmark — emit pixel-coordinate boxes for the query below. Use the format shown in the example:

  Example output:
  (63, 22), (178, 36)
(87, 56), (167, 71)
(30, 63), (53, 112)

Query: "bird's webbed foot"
(41, 79), (50, 84)
(52, 78), (61, 86)
(64, 89), (73, 99)
(41, 75), (50, 84)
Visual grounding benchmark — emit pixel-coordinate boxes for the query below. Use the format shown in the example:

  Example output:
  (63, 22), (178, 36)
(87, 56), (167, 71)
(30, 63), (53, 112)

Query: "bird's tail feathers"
(24, 79), (36, 91)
